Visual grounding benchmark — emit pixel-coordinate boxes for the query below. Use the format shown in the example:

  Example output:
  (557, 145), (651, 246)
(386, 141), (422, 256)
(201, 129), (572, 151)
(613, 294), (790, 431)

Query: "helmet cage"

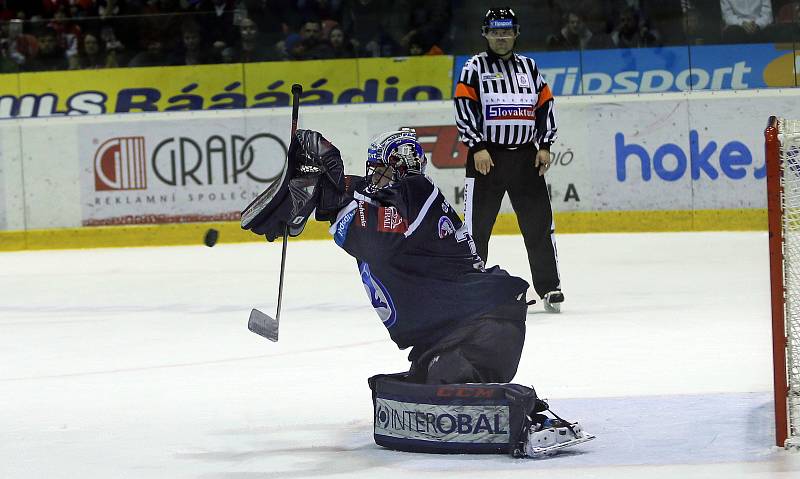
(366, 130), (426, 189)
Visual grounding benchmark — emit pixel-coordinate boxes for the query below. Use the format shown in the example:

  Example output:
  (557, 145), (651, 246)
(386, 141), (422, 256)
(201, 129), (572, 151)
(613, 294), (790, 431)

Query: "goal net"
(766, 116), (800, 449)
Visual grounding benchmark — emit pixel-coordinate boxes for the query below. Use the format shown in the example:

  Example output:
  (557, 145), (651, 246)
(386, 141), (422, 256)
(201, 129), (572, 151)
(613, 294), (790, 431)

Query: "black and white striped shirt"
(454, 51), (557, 151)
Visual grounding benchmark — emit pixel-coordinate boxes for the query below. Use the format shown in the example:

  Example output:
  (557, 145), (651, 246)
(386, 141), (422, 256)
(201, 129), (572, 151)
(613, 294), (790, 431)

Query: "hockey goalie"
(241, 128), (595, 457)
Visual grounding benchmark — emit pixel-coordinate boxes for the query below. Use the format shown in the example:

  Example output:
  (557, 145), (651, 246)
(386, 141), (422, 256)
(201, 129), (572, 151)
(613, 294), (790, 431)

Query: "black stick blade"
(248, 309), (279, 342)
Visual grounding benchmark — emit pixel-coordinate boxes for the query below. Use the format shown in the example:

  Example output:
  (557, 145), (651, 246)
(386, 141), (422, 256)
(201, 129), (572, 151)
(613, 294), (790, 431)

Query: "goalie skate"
(524, 416), (595, 457)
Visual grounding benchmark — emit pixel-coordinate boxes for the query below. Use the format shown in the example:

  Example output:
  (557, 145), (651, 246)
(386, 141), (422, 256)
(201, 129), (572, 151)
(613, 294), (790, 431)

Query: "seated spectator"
(219, 46), (236, 62)
(290, 19), (334, 59)
(0, 48), (19, 72)
(0, 3), (16, 22)
(69, 31), (118, 69)
(82, 1), (139, 53)
(604, 6), (660, 48)
(25, 25), (68, 71)
(320, 18), (338, 38)
(191, 0), (240, 51)
(169, 19), (217, 65)
(772, 1), (800, 42)
(327, 24), (356, 58)
(5, 2), (44, 21)
(137, 0), (183, 53)
(228, 16), (279, 62)
(97, 0), (121, 18)
(341, 0), (388, 57)
(640, 0), (684, 45)
(243, 0), (295, 44)
(298, 0), (342, 23)
(546, 11), (594, 50)
(683, 1), (723, 45)
(554, 0), (606, 36)
(641, 0), (724, 46)
(67, 0), (96, 19)
(278, 31), (298, 59)
(48, 4), (82, 58)
(0, 19), (22, 72)
(387, 0), (450, 57)
(1, 18), (37, 67)
(405, 30), (442, 56)
(41, 1), (71, 18)
(128, 36), (168, 67)
(776, 1), (800, 23)
(720, 0), (773, 43)
(99, 24), (126, 57)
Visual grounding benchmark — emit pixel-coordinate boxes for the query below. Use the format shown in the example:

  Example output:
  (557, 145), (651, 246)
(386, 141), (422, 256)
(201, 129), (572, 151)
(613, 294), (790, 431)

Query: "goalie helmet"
(366, 128), (426, 189)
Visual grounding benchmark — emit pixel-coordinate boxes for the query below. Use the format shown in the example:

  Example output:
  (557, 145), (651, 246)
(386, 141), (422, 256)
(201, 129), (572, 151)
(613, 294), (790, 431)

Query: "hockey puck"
(204, 228), (219, 247)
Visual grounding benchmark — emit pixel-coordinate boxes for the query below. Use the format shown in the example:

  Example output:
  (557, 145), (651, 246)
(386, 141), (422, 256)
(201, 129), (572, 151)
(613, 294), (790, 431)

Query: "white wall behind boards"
(0, 88), (795, 231)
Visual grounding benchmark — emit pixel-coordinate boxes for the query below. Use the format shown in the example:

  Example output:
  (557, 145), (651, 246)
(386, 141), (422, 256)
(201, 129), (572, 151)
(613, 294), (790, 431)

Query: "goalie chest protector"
(368, 374), (538, 455)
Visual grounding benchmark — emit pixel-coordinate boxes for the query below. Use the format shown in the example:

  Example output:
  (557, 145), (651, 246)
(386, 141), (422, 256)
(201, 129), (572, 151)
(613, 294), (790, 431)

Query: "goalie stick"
(247, 83), (302, 342)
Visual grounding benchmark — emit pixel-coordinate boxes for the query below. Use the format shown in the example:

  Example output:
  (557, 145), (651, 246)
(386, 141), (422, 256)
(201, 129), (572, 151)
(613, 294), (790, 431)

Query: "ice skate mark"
(186, 442), (404, 479)
(211, 419), (372, 436)
(176, 444), (374, 462)
(0, 301), (363, 322)
(0, 339), (385, 382)
(181, 421), (401, 478)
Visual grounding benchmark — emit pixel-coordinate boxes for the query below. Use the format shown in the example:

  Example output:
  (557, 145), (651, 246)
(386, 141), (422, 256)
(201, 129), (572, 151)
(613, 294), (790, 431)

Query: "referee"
(454, 7), (564, 313)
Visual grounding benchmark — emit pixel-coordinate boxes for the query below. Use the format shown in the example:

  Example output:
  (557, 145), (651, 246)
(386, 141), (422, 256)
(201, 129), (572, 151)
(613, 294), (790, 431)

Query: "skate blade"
(248, 309), (279, 342)
(543, 302), (561, 313)
(528, 433), (595, 456)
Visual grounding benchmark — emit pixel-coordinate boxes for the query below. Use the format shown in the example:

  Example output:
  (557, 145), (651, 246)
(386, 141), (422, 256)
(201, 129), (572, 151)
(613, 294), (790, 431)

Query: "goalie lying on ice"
(241, 128), (594, 457)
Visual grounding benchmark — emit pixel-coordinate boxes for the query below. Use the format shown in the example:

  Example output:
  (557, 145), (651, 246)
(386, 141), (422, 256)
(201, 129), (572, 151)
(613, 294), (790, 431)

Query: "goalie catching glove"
(240, 129), (349, 240)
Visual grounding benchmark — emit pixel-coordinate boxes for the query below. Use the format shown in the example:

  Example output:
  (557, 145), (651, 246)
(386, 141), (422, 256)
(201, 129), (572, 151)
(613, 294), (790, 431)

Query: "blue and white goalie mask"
(366, 129), (426, 190)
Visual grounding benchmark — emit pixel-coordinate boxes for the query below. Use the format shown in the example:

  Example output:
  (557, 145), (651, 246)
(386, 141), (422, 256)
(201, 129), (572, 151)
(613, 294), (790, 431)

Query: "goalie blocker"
(241, 130), (348, 241)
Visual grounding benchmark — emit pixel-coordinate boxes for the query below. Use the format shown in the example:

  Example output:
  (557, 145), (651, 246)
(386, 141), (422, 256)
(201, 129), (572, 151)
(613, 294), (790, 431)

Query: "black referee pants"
(464, 143), (561, 298)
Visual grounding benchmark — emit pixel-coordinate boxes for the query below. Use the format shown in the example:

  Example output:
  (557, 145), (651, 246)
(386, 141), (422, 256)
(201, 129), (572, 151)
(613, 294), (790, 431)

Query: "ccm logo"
(436, 387), (497, 398)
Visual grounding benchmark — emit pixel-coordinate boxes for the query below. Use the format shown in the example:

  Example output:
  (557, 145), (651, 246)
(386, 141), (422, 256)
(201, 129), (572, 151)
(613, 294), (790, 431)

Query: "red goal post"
(766, 116), (800, 449)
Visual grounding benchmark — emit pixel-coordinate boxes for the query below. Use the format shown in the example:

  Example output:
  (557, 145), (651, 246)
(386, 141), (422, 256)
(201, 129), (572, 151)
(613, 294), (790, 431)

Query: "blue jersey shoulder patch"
(333, 207), (357, 247)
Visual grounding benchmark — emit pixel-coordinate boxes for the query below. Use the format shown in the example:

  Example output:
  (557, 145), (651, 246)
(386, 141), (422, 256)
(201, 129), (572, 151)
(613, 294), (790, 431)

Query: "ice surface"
(1, 232), (799, 478)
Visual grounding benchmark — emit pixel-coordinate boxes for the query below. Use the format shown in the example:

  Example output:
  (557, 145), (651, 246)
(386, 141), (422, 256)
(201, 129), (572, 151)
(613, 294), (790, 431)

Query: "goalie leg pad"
(368, 373), (538, 455)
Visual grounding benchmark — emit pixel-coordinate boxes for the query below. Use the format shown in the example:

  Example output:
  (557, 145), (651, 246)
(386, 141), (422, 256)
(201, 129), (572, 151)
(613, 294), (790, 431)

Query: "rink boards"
(1, 88), (796, 249)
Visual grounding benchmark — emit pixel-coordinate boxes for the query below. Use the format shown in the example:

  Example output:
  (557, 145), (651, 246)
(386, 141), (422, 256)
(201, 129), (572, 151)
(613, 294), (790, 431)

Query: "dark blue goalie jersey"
(328, 175), (529, 350)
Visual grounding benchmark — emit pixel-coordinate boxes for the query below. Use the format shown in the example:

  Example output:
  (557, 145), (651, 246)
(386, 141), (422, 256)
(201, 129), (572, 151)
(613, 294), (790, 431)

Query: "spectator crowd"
(0, 1), (799, 73)
(0, 0), (452, 72)
(543, 0), (800, 51)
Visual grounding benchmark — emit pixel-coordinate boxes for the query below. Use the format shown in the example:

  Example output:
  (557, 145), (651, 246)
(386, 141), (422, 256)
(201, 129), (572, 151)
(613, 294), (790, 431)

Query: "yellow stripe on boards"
(0, 209), (767, 252)
(0, 221), (333, 252)
(493, 209), (766, 234)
